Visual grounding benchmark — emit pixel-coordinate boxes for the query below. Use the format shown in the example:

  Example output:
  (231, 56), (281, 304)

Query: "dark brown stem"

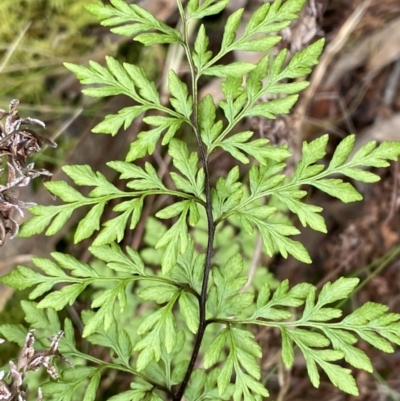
(173, 2), (216, 400)
(173, 219), (215, 401)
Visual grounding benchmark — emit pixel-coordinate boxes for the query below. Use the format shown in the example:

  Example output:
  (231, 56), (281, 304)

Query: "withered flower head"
(0, 330), (73, 401)
(0, 100), (57, 246)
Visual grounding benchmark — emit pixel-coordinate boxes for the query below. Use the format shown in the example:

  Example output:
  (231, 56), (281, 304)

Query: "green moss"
(0, 0), (98, 102)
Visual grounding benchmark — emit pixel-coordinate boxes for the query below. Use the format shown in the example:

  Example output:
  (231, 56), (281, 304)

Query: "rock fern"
(1, 0), (400, 400)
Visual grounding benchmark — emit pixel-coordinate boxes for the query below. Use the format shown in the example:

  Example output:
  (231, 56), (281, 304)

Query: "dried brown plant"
(0, 330), (73, 401)
(0, 100), (56, 247)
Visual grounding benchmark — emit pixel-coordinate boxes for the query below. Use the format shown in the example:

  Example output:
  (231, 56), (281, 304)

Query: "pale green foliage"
(1, 0), (400, 400)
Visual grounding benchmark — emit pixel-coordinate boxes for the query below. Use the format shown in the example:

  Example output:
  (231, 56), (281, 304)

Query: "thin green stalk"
(70, 351), (173, 396)
(335, 245), (400, 310)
